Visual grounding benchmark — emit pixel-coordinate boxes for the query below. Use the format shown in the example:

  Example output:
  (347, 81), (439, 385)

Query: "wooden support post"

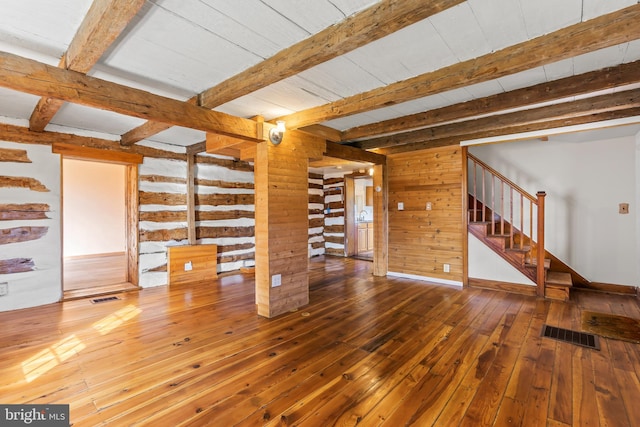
(536, 191), (546, 297)
(372, 162), (388, 277)
(254, 130), (325, 318)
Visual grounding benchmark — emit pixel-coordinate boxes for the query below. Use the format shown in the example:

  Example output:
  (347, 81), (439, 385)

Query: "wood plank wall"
(387, 146), (464, 283)
(323, 175), (346, 256)
(0, 141), (61, 311)
(254, 133), (325, 318)
(308, 172), (325, 257)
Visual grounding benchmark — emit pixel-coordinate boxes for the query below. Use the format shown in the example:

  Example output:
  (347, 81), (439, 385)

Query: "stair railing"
(467, 153), (546, 296)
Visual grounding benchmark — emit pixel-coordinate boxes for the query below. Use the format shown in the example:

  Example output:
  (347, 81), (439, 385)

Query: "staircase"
(467, 154), (573, 301)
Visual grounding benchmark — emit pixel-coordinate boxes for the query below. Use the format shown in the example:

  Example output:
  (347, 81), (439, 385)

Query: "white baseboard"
(387, 271), (463, 288)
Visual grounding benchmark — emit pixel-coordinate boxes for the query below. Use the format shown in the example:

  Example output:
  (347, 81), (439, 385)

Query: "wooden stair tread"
(546, 271), (573, 287)
(525, 258), (551, 269)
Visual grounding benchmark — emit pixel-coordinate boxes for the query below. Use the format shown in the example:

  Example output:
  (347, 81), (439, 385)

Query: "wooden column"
(254, 128), (325, 318)
(372, 162), (388, 277)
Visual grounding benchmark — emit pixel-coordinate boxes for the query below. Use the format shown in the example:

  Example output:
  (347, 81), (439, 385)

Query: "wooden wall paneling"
(461, 146), (469, 287)
(167, 244), (217, 285)
(373, 162), (388, 276)
(254, 131), (325, 318)
(387, 146), (464, 282)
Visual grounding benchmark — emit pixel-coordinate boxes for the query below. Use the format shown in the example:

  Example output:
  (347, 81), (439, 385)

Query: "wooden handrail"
(468, 154), (537, 202)
(467, 153), (546, 296)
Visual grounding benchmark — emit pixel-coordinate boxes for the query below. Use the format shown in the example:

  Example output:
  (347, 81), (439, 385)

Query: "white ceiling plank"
(0, 0), (93, 59)
(50, 103), (145, 135)
(582, 0), (638, 20)
(518, 0), (582, 39)
(573, 44), (631, 75)
(467, 0), (528, 51)
(101, 3), (261, 94)
(147, 126), (206, 146)
(543, 58), (575, 82)
(297, 56), (385, 98)
(623, 39), (640, 63)
(429, 2), (492, 61)
(460, 80), (504, 100)
(259, 0), (353, 34)
(147, 0), (283, 58)
(198, 0), (311, 48)
(345, 19), (457, 84)
(326, 0), (379, 15)
(0, 88), (40, 121)
(497, 67), (548, 92)
(215, 93), (294, 121)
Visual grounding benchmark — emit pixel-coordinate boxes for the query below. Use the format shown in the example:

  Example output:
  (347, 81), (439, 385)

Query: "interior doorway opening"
(62, 158), (137, 299)
(344, 173), (374, 261)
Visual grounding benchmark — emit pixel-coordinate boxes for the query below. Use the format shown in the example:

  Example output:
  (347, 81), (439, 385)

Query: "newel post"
(536, 191), (546, 297)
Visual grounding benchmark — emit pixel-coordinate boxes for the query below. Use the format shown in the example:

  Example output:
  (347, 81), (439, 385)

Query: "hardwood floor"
(64, 253), (128, 291)
(1, 256), (639, 426)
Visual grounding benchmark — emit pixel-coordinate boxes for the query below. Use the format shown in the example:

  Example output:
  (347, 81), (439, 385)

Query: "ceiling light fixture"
(269, 120), (286, 145)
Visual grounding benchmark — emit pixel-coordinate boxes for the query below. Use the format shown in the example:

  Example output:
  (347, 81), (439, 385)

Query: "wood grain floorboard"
(1, 256), (639, 426)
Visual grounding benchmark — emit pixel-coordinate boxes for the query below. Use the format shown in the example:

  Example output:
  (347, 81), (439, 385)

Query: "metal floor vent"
(541, 324), (600, 350)
(91, 296), (121, 304)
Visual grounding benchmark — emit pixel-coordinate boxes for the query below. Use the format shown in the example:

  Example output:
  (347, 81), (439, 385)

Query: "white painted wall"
(63, 159), (125, 257)
(469, 133), (638, 287)
(0, 141), (61, 311)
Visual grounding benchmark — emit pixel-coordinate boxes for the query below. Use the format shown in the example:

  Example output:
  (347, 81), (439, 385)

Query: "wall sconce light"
(269, 121), (286, 145)
(368, 167), (374, 176)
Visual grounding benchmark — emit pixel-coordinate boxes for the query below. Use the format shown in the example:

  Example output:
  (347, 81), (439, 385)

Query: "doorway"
(62, 158), (137, 299)
(345, 174), (374, 261)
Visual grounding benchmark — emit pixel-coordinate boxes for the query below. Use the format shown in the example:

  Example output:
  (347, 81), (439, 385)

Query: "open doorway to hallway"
(345, 173), (374, 261)
(62, 159), (134, 299)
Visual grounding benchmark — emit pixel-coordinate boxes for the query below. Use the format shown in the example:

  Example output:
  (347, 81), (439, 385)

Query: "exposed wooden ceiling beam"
(0, 51), (261, 142)
(325, 141), (385, 165)
(353, 88), (640, 149)
(279, 4), (640, 130)
(29, 0), (145, 132)
(0, 122), (185, 160)
(374, 107), (640, 155)
(342, 60), (640, 142)
(118, 0), (465, 145)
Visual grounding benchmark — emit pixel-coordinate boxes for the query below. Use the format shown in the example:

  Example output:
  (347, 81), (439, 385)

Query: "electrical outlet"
(272, 274), (282, 288)
(0, 282), (8, 296)
(184, 261), (193, 271)
(426, 202), (432, 210)
(398, 202), (404, 211)
(443, 264), (450, 273)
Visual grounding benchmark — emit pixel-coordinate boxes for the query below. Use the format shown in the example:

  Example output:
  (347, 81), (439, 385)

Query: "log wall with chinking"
(387, 145), (464, 283)
(323, 173), (346, 256)
(137, 144), (256, 288)
(308, 172), (325, 257)
(0, 141), (61, 311)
